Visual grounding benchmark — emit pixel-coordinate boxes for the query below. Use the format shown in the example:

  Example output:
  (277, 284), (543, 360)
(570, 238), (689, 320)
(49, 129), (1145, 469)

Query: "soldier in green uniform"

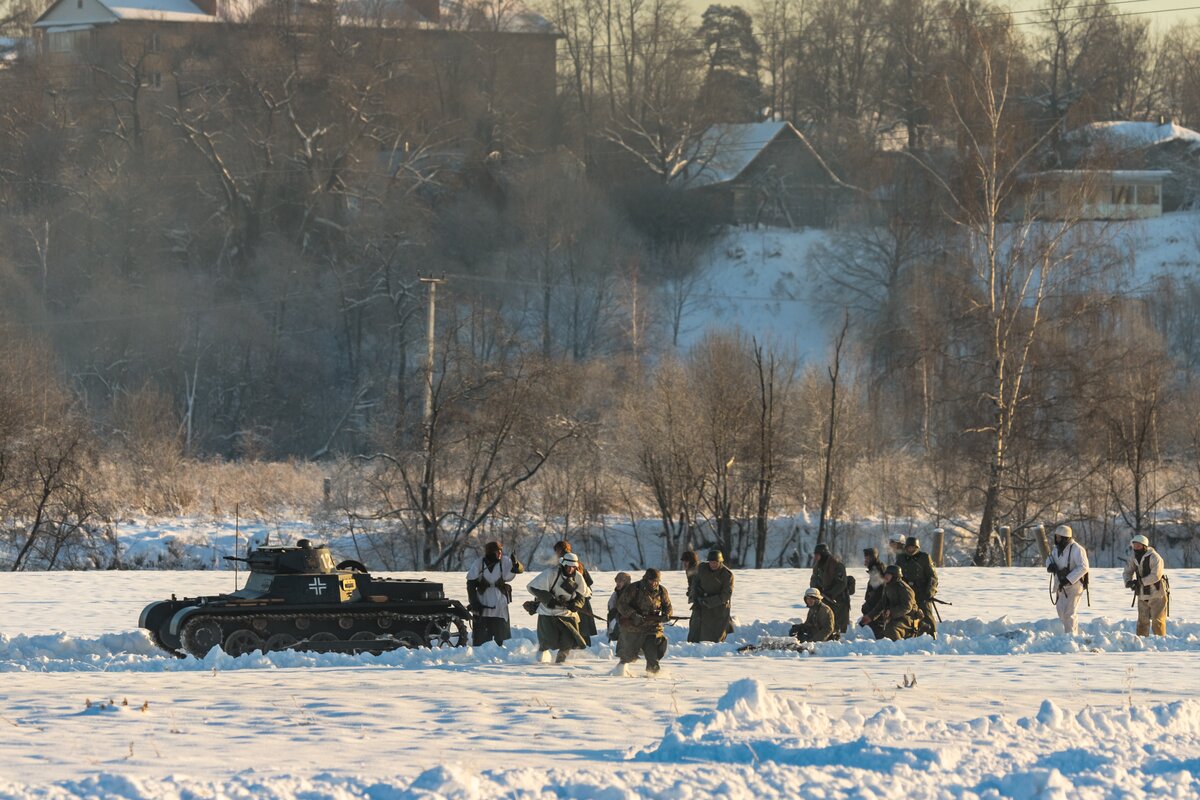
(615, 568), (673, 672)
(789, 587), (836, 643)
(859, 565), (919, 641)
(810, 542), (850, 634)
(896, 536), (938, 636)
(689, 549), (734, 642)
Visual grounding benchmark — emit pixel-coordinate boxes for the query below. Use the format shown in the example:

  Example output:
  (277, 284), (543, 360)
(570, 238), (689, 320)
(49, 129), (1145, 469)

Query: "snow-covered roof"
(106, 0), (214, 21)
(1033, 169), (1174, 181)
(337, 0), (554, 32)
(34, 0), (215, 27)
(672, 121), (799, 188)
(1068, 121), (1200, 152)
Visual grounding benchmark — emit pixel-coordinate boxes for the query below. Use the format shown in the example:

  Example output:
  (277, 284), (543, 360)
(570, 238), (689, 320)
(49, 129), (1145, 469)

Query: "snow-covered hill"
(682, 211), (1200, 360)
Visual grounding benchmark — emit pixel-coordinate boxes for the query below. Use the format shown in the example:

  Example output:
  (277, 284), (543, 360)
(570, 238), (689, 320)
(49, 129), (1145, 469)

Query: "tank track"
(177, 608), (468, 658)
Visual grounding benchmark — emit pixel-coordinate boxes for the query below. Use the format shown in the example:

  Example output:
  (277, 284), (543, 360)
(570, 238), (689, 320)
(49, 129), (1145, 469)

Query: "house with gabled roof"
(671, 121), (851, 228)
(1062, 120), (1200, 211)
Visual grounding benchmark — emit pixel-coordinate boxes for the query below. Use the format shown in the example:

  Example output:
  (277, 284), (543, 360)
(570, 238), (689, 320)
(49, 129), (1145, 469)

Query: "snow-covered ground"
(1, 566), (1197, 798)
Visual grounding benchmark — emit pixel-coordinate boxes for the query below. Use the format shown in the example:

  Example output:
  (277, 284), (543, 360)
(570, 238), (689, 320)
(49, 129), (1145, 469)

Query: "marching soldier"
(527, 552), (592, 662)
(465, 541), (524, 646)
(689, 549), (734, 642)
(681, 550), (701, 643)
(1124, 534), (1168, 636)
(810, 543), (850, 634)
(1045, 525), (1090, 635)
(859, 565), (920, 641)
(789, 587), (836, 643)
(896, 536), (938, 636)
(607, 572), (632, 641)
(553, 541), (597, 645)
(615, 568), (673, 673)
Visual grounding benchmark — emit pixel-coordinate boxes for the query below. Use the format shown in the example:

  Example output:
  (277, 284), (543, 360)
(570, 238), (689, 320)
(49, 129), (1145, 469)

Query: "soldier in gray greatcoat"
(689, 549), (734, 642)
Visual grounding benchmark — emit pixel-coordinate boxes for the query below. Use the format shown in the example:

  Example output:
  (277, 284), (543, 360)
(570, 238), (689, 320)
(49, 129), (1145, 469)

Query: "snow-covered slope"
(681, 211), (1200, 361)
(0, 567), (1197, 798)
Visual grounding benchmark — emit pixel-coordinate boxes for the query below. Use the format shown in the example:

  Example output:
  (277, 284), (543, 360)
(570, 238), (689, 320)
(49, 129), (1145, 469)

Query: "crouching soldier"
(861, 548), (887, 639)
(466, 541), (524, 646)
(789, 587), (836, 643)
(527, 552), (592, 663)
(616, 568), (672, 673)
(1124, 534), (1168, 636)
(859, 565), (920, 641)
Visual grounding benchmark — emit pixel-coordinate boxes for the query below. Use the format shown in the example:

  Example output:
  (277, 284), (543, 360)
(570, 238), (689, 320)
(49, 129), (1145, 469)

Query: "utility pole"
(419, 275), (446, 449)
(418, 276), (446, 568)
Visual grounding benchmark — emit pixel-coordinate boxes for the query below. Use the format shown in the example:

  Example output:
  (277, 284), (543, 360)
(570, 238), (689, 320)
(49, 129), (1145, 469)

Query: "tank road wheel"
(305, 631), (338, 650)
(425, 617), (468, 648)
(181, 619), (224, 658)
(224, 628), (265, 657)
(264, 633), (298, 652)
(394, 630), (423, 649)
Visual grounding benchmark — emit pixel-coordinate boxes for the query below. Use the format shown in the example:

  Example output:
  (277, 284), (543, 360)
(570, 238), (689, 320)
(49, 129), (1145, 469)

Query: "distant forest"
(3, 0), (1200, 569)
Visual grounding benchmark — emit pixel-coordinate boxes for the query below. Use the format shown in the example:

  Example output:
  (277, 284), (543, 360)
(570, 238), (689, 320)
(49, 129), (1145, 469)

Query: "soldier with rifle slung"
(1124, 534), (1169, 636)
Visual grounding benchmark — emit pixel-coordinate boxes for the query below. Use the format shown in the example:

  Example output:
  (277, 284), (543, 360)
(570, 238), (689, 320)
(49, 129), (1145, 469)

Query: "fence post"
(932, 527), (945, 567)
(1035, 524), (1050, 562)
(1002, 525), (1012, 567)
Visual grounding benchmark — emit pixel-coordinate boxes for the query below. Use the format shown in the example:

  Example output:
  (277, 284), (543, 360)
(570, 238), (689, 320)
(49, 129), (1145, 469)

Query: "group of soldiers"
(462, 527), (1173, 672)
(791, 535), (940, 644)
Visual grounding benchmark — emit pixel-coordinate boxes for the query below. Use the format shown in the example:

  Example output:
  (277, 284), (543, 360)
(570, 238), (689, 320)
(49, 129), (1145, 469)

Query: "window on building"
(76, 0), (82, 8)
(147, 32), (160, 53)
(48, 29), (87, 53)
(1111, 184), (1134, 205)
(1137, 183), (1160, 206)
(146, 71), (162, 90)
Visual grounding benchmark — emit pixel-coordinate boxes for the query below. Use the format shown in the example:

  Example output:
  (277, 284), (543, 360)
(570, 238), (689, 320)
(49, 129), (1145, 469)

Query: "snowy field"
(1, 567), (1198, 798)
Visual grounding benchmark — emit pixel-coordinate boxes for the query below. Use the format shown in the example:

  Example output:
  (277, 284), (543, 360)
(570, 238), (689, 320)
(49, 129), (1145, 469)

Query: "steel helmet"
(560, 552), (581, 568)
(889, 533), (906, 545)
(1131, 534), (1150, 548)
(1053, 525), (1073, 540)
(804, 587), (822, 601)
(884, 564), (903, 580)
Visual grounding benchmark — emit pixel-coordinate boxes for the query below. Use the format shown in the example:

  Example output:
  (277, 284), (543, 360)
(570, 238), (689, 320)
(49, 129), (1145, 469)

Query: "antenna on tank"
(234, 502), (240, 590)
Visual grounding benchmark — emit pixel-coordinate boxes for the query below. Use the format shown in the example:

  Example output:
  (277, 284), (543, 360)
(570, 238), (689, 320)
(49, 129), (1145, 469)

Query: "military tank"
(139, 540), (471, 658)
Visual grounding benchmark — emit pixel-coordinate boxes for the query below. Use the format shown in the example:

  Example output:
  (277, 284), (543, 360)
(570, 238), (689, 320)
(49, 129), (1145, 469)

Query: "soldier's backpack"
(846, 575), (856, 596)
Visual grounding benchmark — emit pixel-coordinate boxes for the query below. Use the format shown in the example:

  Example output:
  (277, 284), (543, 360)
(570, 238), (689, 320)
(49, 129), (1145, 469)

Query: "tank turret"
(139, 541), (470, 658)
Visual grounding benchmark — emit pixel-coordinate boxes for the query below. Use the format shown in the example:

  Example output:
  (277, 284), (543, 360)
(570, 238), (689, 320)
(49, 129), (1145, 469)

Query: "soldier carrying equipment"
(689, 549), (734, 642)
(896, 536), (939, 637)
(466, 541), (524, 646)
(810, 543), (851, 634)
(615, 568), (673, 673)
(1123, 534), (1169, 636)
(1045, 525), (1090, 635)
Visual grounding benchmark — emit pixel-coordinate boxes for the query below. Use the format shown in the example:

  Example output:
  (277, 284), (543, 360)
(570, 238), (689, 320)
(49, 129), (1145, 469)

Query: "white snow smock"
(1046, 540), (1089, 590)
(466, 555), (520, 622)
(527, 567), (591, 616)
(1124, 547), (1167, 599)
